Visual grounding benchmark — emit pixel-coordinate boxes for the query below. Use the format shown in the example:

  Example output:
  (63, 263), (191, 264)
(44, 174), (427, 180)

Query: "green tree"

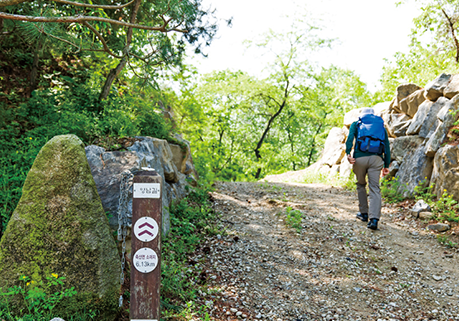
(0, 0), (217, 101)
(376, 0), (459, 100)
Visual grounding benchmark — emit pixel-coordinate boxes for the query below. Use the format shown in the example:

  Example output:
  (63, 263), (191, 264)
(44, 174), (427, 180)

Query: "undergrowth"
(160, 183), (222, 319)
(381, 176), (406, 203)
(302, 169), (357, 191)
(285, 206), (303, 233)
(414, 179), (459, 222)
(0, 78), (177, 235)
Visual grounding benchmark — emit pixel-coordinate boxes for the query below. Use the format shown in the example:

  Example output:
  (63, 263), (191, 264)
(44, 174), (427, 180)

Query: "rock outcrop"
(85, 136), (198, 237)
(0, 135), (119, 320)
(317, 73), (459, 200)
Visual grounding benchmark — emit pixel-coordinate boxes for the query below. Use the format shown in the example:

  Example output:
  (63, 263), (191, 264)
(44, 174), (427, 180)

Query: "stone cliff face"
(319, 73), (459, 201)
(85, 136), (198, 237)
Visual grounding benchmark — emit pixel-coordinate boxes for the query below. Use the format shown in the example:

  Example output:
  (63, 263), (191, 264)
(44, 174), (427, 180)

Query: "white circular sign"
(133, 248), (158, 273)
(134, 217), (159, 242)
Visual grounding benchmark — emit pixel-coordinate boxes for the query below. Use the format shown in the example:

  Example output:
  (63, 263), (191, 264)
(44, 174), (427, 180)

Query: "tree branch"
(253, 79), (290, 178)
(441, 8), (459, 63)
(82, 21), (123, 58)
(52, 0), (135, 9)
(0, 12), (188, 32)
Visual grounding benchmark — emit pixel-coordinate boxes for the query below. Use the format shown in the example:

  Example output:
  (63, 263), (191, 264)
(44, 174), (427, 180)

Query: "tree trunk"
(99, 57), (127, 102)
(254, 96), (288, 179)
(441, 8), (459, 63)
(99, 0), (141, 101)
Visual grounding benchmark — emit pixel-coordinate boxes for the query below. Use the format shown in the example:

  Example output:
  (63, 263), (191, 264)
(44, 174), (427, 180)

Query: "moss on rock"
(0, 135), (120, 320)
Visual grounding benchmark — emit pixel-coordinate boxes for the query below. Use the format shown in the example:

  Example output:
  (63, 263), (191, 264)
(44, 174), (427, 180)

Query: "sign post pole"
(130, 169), (162, 321)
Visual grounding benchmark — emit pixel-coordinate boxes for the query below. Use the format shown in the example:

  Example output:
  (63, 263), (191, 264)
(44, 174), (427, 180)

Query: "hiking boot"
(367, 218), (379, 230)
(356, 212), (368, 222)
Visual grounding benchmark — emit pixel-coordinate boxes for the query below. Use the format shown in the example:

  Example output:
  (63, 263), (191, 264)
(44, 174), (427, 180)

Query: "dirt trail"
(196, 181), (459, 321)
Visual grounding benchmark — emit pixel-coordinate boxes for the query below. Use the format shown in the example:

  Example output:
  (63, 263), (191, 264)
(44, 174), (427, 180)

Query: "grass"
(302, 168), (357, 191)
(285, 206), (303, 233)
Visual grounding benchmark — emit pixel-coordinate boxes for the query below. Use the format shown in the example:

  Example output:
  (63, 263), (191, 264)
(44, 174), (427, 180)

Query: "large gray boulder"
(396, 142), (434, 197)
(406, 100), (434, 135)
(85, 146), (138, 229)
(399, 89), (426, 118)
(148, 138), (180, 183)
(418, 97), (449, 138)
(390, 136), (424, 163)
(431, 144), (459, 200)
(424, 73), (451, 101)
(339, 156), (353, 179)
(393, 119), (412, 137)
(0, 135), (120, 320)
(86, 137), (191, 237)
(425, 96), (459, 157)
(390, 84), (421, 113)
(384, 114), (411, 138)
(444, 73), (459, 99)
(374, 101), (391, 117)
(343, 108), (362, 128)
(321, 127), (347, 167)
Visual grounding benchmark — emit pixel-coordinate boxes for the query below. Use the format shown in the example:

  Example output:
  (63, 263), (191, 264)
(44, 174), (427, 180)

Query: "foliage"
(436, 234), (458, 248)
(301, 169), (356, 191)
(433, 190), (459, 222)
(161, 183), (221, 317)
(380, 176), (406, 203)
(175, 64), (373, 181)
(0, 0), (218, 100)
(285, 207), (303, 233)
(0, 274), (78, 321)
(376, 1), (459, 101)
(414, 178), (436, 203)
(413, 180), (459, 222)
(0, 77), (176, 234)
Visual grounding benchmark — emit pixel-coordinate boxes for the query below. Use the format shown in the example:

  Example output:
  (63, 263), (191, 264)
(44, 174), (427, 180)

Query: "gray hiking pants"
(353, 155), (384, 220)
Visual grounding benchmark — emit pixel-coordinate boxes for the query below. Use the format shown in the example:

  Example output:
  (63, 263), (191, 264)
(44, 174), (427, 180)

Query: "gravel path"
(192, 181), (459, 321)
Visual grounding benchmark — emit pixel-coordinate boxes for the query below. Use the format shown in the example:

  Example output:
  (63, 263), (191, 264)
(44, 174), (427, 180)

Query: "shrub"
(285, 206), (303, 233)
(380, 176), (406, 203)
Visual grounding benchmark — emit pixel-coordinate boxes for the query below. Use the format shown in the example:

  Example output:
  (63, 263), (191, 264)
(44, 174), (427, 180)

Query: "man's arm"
(381, 129), (391, 176)
(345, 121), (357, 164)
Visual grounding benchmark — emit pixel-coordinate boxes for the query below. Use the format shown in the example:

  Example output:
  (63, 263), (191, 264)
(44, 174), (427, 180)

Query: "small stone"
(427, 223), (450, 232)
(242, 314), (247, 318)
(411, 200), (431, 214)
(230, 308), (238, 313)
(50, 319), (66, 321)
(432, 275), (442, 281)
(236, 311), (243, 316)
(255, 314), (262, 319)
(419, 211), (432, 220)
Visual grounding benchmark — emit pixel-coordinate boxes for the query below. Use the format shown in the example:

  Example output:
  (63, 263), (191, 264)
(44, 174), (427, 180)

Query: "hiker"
(345, 107), (391, 230)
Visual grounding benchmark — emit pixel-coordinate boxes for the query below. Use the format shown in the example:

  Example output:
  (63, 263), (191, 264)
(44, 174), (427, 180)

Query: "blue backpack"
(356, 114), (385, 155)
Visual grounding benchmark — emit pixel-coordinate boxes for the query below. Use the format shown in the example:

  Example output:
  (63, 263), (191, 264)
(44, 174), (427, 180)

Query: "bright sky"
(187, 0), (420, 92)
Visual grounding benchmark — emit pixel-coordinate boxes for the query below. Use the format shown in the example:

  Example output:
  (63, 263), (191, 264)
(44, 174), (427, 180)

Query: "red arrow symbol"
(139, 222), (154, 229)
(139, 230), (154, 237)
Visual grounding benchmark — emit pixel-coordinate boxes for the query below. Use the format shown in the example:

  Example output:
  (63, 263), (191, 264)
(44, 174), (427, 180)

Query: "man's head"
(360, 107), (375, 115)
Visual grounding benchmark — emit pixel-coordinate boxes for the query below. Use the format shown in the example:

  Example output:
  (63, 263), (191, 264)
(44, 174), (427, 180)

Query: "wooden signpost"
(131, 169), (162, 321)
